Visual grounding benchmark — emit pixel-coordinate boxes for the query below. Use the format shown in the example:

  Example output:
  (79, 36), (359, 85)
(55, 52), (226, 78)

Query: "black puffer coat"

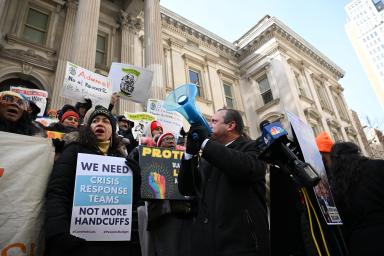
(178, 136), (270, 256)
(45, 137), (141, 256)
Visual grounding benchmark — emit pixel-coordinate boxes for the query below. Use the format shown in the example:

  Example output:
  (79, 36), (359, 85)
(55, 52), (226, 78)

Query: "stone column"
(50, 0), (78, 109)
(144, 0), (164, 100)
(119, 11), (141, 113)
(70, 0), (100, 69)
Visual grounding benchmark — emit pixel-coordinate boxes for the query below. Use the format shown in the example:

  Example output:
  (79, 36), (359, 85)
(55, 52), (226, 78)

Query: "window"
(22, 8), (49, 45)
(314, 80), (332, 111)
(223, 83), (235, 108)
(294, 72), (307, 97)
(258, 76), (273, 105)
(189, 69), (203, 97)
(334, 94), (349, 120)
(96, 34), (107, 66)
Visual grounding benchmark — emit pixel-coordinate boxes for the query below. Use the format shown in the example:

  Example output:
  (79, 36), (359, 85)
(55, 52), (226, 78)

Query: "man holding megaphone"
(178, 108), (270, 256)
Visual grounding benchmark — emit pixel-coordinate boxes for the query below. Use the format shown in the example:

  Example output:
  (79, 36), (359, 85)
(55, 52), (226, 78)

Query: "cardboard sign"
(139, 146), (188, 200)
(286, 110), (341, 225)
(0, 132), (55, 256)
(147, 99), (184, 139)
(124, 112), (156, 139)
(10, 86), (48, 116)
(108, 63), (153, 104)
(70, 153), (133, 241)
(62, 62), (112, 108)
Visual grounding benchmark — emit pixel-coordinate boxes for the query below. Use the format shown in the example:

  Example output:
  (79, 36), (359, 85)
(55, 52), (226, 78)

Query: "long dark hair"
(330, 142), (368, 208)
(78, 124), (122, 156)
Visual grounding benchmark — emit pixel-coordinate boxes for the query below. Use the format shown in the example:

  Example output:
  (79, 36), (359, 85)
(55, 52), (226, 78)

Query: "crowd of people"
(1, 88), (384, 255)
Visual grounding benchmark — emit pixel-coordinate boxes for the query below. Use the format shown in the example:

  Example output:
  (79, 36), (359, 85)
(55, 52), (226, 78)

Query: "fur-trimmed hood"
(63, 131), (128, 157)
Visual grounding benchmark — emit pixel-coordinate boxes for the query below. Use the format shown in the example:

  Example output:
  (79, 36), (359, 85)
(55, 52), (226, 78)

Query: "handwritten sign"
(62, 62), (112, 108)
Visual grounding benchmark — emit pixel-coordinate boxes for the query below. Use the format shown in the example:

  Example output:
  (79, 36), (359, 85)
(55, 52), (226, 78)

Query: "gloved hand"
(52, 138), (65, 152)
(186, 124), (208, 155)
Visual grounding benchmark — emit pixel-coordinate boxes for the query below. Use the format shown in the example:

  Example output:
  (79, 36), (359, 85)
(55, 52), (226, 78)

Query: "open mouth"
(94, 127), (105, 135)
(6, 108), (19, 115)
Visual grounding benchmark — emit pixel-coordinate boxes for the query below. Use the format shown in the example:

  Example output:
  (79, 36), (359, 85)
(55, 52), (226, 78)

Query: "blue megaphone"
(164, 83), (212, 135)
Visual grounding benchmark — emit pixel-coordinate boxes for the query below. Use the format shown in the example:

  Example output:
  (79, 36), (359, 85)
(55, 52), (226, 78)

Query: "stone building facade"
(0, 0), (367, 151)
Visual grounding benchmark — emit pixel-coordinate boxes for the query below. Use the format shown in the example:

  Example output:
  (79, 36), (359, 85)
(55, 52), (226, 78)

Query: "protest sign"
(62, 62), (112, 108)
(139, 146), (187, 200)
(10, 86), (48, 116)
(147, 99), (184, 139)
(0, 132), (55, 256)
(36, 117), (59, 127)
(286, 110), (341, 225)
(108, 62), (153, 104)
(124, 112), (156, 139)
(70, 153), (133, 241)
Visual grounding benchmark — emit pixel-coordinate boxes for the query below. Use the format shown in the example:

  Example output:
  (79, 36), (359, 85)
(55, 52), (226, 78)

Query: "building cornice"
(0, 47), (56, 71)
(236, 17), (345, 79)
(160, 6), (237, 60)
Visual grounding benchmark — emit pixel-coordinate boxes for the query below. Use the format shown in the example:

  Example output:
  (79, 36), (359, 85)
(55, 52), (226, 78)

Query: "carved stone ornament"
(22, 63), (32, 74)
(120, 11), (143, 33)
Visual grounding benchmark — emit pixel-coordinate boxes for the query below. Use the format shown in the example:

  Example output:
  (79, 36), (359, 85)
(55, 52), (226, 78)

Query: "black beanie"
(84, 105), (117, 136)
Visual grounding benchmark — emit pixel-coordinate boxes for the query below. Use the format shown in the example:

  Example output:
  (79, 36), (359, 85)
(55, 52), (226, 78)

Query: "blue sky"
(161, 0), (384, 127)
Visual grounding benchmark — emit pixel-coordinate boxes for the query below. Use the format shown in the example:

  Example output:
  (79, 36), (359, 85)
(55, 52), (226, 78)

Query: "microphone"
(258, 120), (320, 187)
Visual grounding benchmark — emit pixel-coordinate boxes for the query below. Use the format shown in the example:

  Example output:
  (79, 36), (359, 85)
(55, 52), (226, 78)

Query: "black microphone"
(258, 120), (320, 188)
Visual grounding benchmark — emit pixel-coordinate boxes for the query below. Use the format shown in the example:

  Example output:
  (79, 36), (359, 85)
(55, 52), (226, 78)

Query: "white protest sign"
(286, 110), (341, 225)
(108, 62), (153, 104)
(124, 112), (156, 139)
(62, 62), (112, 108)
(10, 86), (48, 116)
(70, 153), (133, 241)
(0, 132), (55, 256)
(147, 99), (184, 139)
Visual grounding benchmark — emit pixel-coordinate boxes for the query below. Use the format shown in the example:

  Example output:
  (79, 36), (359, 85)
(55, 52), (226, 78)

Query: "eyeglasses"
(0, 94), (27, 109)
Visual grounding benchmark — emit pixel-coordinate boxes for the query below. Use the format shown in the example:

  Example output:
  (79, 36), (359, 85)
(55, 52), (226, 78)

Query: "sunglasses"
(0, 94), (27, 109)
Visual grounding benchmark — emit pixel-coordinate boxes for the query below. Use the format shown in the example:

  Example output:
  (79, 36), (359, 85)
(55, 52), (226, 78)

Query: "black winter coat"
(45, 141), (141, 256)
(178, 136), (270, 256)
(339, 159), (384, 256)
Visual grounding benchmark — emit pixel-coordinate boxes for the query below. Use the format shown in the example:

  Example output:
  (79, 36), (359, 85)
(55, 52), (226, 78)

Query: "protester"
(47, 104), (80, 134)
(178, 108), (270, 255)
(329, 142), (384, 255)
(145, 132), (192, 256)
(0, 90), (43, 136)
(117, 115), (137, 154)
(316, 131), (334, 175)
(45, 105), (142, 256)
(75, 99), (92, 119)
(139, 120), (163, 147)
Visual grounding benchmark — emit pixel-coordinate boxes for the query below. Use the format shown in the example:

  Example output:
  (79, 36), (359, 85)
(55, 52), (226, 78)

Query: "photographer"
(178, 109), (270, 255)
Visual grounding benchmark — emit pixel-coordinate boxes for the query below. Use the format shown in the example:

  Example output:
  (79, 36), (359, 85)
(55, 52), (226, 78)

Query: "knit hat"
(57, 104), (78, 121)
(316, 132), (334, 153)
(83, 105), (116, 135)
(60, 110), (80, 123)
(157, 132), (175, 147)
(150, 120), (163, 134)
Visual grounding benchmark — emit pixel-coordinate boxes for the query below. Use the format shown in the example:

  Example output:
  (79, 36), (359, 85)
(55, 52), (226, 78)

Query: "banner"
(139, 146), (187, 200)
(70, 153), (133, 241)
(108, 62), (153, 104)
(0, 132), (55, 256)
(10, 86), (48, 116)
(124, 112), (156, 139)
(147, 99), (184, 139)
(62, 62), (112, 108)
(286, 110), (341, 225)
